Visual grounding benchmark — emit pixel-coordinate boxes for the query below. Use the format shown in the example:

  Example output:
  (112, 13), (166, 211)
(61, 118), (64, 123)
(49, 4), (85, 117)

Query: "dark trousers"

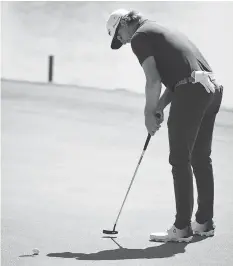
(167, 83), (223, 229)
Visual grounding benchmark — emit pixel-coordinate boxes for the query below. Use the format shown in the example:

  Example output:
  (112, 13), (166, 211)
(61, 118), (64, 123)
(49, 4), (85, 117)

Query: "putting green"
(2, 80), (233, 266)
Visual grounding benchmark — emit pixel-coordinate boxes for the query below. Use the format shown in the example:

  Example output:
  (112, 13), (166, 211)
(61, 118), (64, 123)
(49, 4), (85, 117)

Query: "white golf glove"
(191, 71), (222, 93)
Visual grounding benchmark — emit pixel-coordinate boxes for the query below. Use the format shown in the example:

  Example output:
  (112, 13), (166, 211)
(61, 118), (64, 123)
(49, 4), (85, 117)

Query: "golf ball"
(32, 248), (40, 255)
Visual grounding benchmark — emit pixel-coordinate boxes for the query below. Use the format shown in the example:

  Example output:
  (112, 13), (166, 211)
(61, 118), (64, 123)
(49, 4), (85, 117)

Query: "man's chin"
(122, 40), (130, 45)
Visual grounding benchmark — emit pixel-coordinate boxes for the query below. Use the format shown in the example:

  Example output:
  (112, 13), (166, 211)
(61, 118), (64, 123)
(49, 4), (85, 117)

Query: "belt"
(173, 76), (223, 92)
(174, 77), (195, 90)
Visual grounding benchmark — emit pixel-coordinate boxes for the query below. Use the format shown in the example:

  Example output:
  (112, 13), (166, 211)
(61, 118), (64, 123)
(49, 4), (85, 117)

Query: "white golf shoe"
(191, 220), (215, 237)
(150, 225), (193, 243)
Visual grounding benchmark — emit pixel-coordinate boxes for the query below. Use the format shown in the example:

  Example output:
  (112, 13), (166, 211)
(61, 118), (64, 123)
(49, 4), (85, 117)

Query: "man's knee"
(169, 150), (191, 167)
(191, 151), (212, 167)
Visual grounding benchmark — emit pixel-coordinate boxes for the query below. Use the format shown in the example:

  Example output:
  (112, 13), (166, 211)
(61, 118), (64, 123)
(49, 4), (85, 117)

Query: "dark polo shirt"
(131, 20), (212, 90)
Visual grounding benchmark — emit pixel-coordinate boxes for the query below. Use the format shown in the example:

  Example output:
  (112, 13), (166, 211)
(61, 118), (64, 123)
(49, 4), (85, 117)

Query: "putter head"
(103, 229), (118, 235)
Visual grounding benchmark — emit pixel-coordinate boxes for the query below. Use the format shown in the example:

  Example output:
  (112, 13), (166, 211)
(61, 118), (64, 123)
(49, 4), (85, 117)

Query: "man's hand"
(145, 109), (162, 136)
(155, 109), (164, 125)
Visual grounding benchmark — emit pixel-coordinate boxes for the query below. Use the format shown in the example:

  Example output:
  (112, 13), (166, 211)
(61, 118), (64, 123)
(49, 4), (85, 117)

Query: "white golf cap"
(106, 9), (130, 49)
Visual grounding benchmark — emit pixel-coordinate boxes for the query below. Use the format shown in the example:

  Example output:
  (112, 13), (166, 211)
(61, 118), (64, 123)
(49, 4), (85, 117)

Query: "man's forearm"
(157, 87), (173, 111)
(144, 82), (162, 113)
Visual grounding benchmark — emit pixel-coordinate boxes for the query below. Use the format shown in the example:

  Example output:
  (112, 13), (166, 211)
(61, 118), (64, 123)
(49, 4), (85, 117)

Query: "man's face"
(116, 25), (131, 45)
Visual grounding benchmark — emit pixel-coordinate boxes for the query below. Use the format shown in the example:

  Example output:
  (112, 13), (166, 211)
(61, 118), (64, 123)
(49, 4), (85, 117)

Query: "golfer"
(106, 9), (223, 242)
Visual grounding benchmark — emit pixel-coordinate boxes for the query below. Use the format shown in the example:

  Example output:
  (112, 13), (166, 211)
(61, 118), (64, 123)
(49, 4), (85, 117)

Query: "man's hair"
(120, 10), (143, 27)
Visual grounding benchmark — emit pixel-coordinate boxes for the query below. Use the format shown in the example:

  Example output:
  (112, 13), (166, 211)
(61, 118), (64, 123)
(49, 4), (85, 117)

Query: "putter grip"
(143, 113), (161, 150)
(143, 134), (151, 151)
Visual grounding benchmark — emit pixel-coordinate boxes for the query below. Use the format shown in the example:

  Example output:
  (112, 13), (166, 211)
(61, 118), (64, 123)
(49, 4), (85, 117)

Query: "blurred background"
(1, 1), (233, 108)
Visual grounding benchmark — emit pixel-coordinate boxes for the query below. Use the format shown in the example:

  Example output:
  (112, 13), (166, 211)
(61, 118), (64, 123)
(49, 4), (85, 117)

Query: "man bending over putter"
(106, 9), (223, 242)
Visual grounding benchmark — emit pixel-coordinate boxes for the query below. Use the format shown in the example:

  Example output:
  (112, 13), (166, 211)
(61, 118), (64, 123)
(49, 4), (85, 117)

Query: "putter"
(103, 133), (152, 235)
(103, 113), (161, 235)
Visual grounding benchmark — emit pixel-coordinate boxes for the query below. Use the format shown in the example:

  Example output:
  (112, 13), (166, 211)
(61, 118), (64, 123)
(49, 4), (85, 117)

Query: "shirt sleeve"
(131, 32), (154, 65)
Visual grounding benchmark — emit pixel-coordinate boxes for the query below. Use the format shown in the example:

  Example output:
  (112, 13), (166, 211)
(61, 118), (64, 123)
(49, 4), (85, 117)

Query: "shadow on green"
(47, 236), (210, 260)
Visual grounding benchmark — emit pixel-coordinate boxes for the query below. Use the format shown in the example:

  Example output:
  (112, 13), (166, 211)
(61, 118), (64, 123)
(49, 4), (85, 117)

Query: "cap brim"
(111, 36), (123, 49)
(110, 24), (123, 50)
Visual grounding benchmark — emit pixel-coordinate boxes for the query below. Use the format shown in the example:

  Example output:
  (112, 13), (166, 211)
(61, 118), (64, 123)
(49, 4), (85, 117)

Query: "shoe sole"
(150, 236), (193, 243)
(193, 230), (215, 237)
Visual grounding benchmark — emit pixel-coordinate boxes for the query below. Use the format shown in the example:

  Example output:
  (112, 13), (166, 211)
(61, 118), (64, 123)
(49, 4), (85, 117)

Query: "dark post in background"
(48, 55), (54, 83)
